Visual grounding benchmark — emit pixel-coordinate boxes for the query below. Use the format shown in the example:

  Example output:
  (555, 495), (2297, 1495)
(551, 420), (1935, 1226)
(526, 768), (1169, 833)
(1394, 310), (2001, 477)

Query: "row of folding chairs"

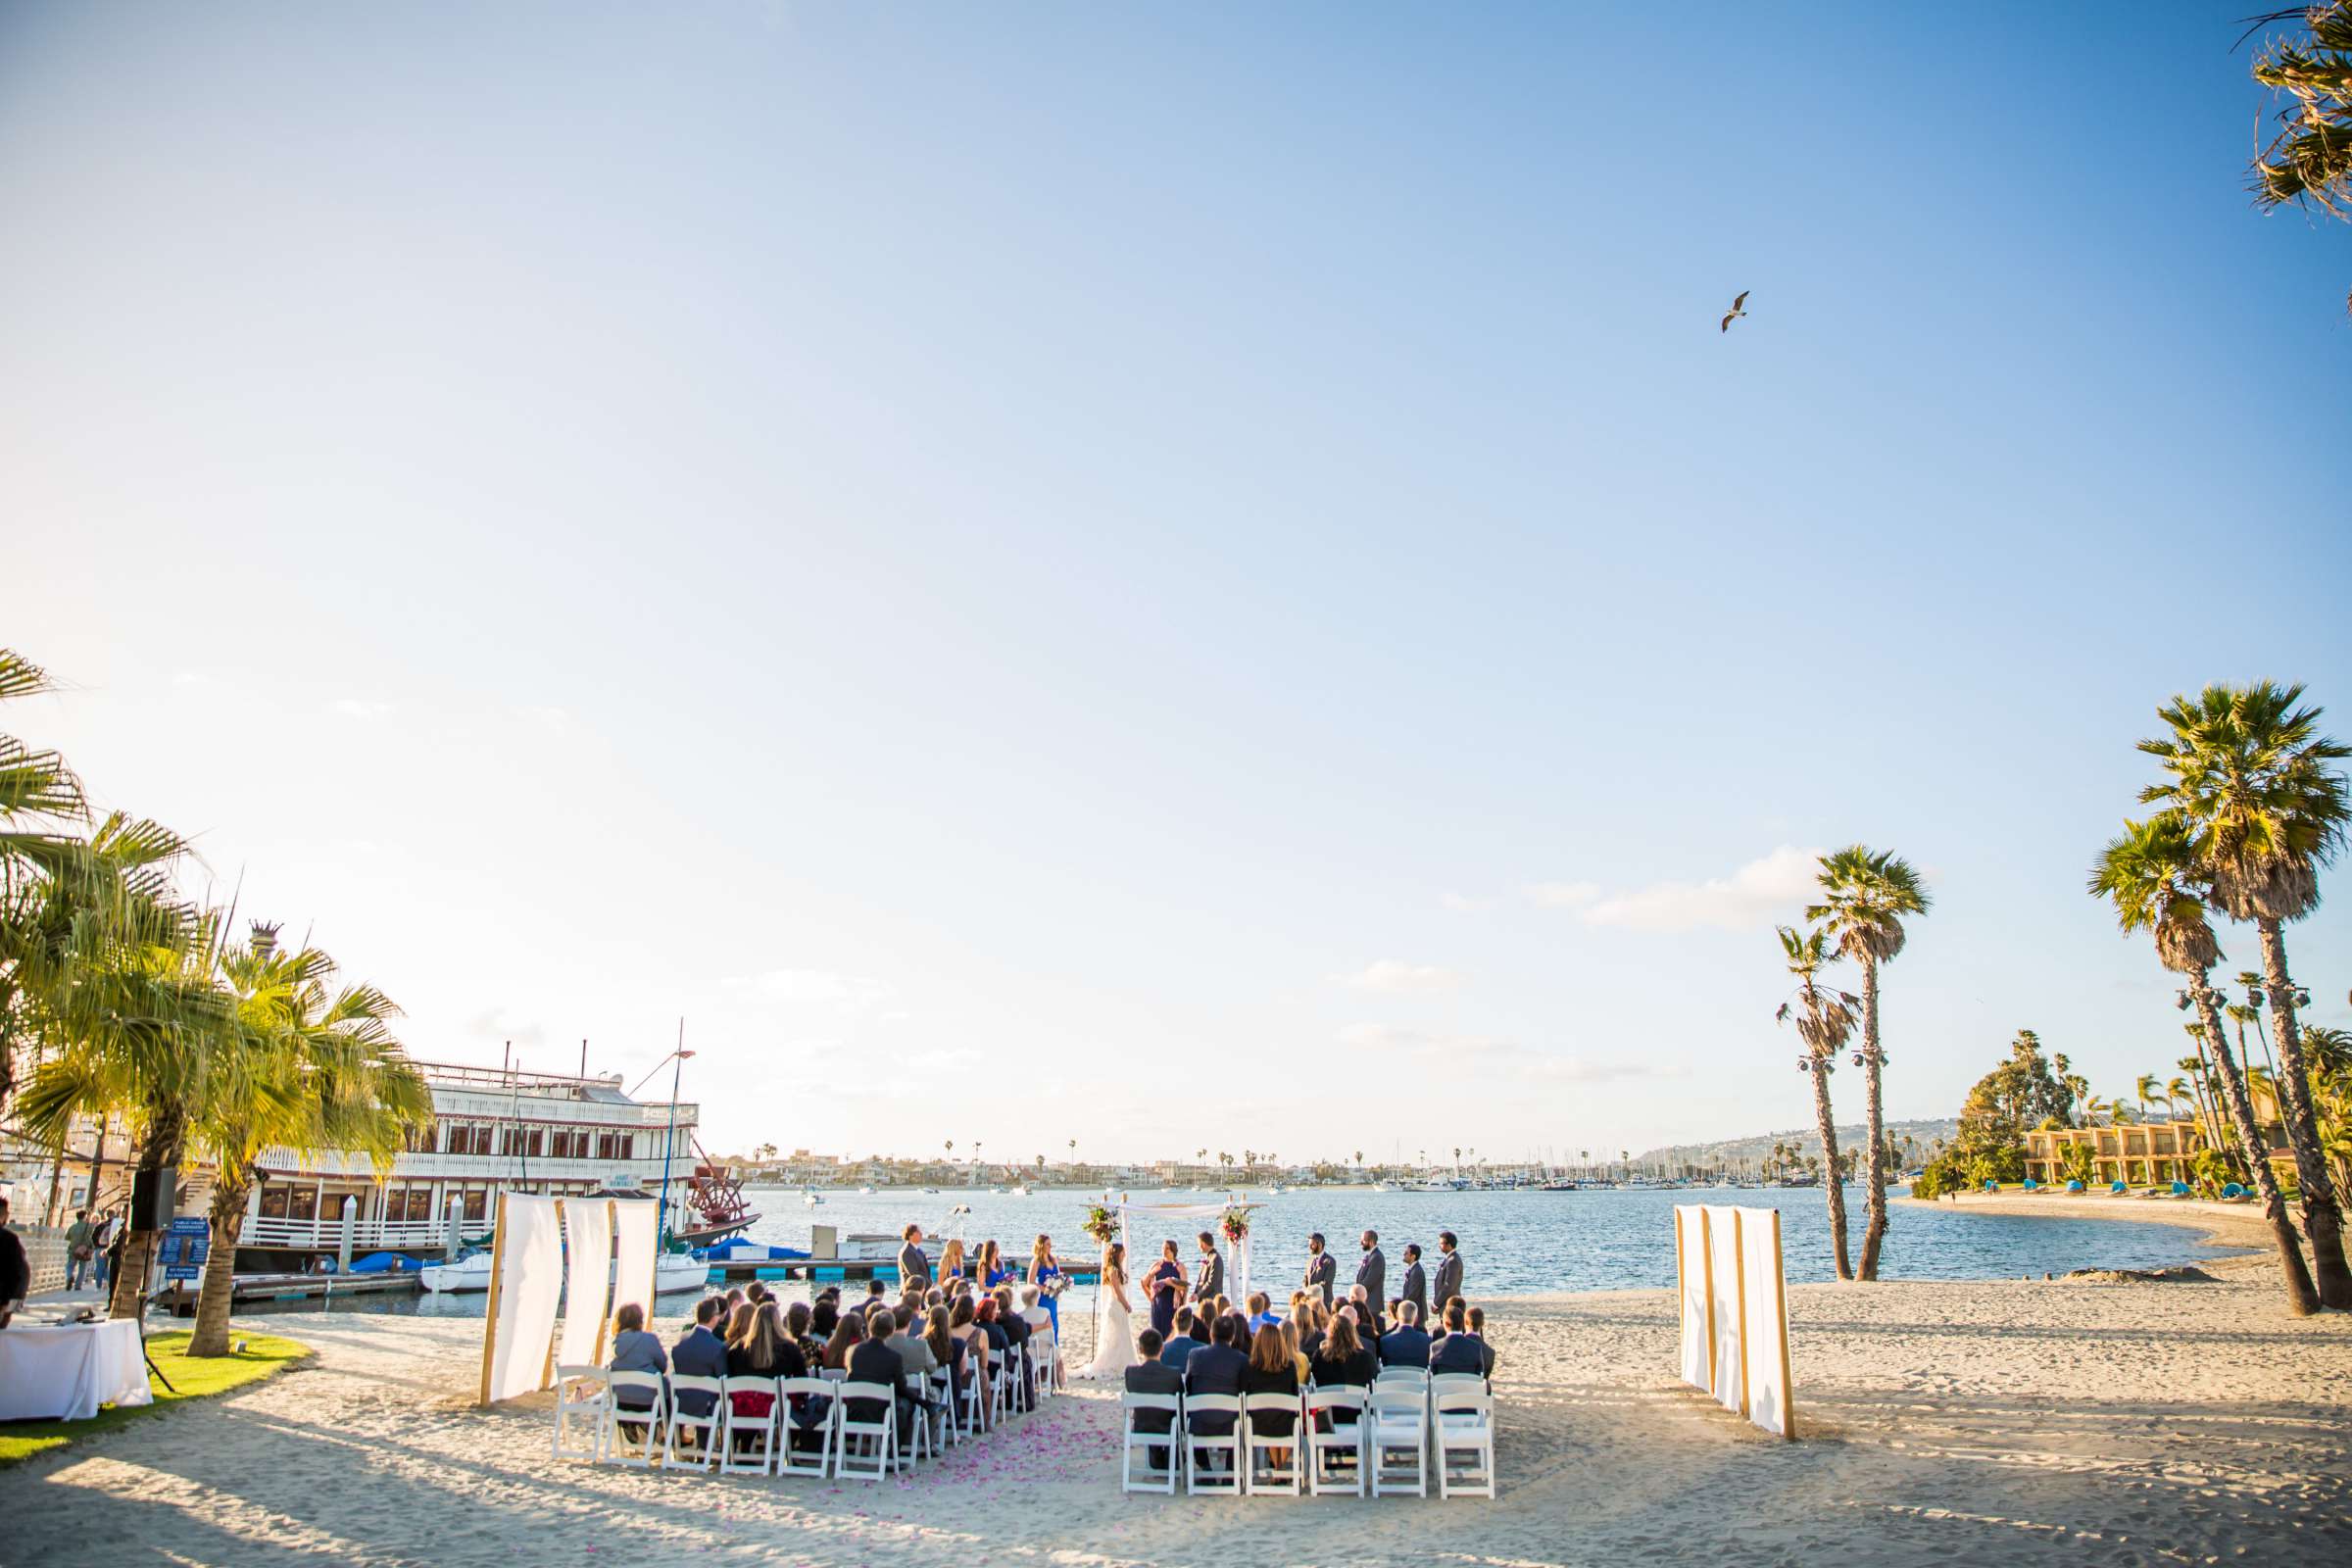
(553, 1334), (1061, 1482)
(1121, 1368), (1494, 1499)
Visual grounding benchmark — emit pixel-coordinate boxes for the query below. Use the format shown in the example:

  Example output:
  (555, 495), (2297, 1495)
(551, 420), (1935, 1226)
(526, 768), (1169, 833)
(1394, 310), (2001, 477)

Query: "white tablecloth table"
(0, 1319), (155, 1421)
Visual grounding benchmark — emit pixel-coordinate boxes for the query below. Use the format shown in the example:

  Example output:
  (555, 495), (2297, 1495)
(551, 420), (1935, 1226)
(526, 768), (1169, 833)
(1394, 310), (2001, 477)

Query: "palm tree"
(1775, 924), (1857, 1279)
(1807, 846), (1931, 1281)
(2247, 2), (2352, 317)
(2138, 681), (2351, 1306)
(2062, 1073), (2090, 1126)
(2090, 812), (2320, 1313)
(180, 924), (430, 1354)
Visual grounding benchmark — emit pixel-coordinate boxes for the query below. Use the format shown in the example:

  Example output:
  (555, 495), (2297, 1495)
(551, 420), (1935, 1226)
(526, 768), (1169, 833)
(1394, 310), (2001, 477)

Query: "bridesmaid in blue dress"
(1029, 1236), (1065, 1338)
(978, 1239), (1011, 1289)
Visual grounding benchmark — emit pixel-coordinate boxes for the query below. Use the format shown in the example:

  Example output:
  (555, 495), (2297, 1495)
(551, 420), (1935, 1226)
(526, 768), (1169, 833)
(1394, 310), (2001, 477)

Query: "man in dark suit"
(847, 1310), (908, 1432)
(1125, 1328), (1183, 1470)
(669, 1296), (730, 1417)
(1353, 1230), (1387, 1334)
(1301, 1233), (1336, 1307)
(1377, 1299), (1431, 1368)
(1158, 1305), (1202, 1373)
(1182, 1312), (1249, 1470)
(1430, 1230), (1464, 1318)
(994, 1285), (1034, 1410)
(1429, 1301), (1493, 1384)
(1191, 1231), (1225, 1304)
(1398, 1243), (1429, 1325)
(898, 1224), (932, 1290)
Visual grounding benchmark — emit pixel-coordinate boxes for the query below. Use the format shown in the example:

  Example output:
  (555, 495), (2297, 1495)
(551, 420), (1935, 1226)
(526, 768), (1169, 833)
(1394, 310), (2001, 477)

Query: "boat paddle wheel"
(668, 1143), (760, 1247)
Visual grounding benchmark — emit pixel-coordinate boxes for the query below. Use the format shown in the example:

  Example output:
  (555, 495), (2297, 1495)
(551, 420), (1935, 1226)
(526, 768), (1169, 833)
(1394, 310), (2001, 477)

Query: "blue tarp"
(692, 1239), (810, 1262)
(346, 1251), (416, 1274)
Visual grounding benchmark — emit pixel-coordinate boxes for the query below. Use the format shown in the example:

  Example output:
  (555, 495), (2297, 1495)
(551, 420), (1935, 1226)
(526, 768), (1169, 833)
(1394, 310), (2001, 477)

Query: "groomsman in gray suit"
(1191, 1230), (1226, 1303)
(1430, 1230), (1464, 1314)
(1301, 1233), (1336, 1306)
(1353, 1230), (1387, 1334)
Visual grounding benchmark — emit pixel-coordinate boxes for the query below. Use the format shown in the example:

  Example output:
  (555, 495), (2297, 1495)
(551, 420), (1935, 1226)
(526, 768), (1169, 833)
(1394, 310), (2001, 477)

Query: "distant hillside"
(1630, 1117), (1960, 1172)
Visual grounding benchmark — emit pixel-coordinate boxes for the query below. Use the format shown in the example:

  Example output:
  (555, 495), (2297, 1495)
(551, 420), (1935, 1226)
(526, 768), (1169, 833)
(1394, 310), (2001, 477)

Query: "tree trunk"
(1856, 953), (1889, 1281)
(109, 1103), (184, 1320)
(187, 1169), (251, 1356)
(2257, 921), (2352, 1307)
(2193, 982), (2319, 1315)
(1808, 1061), (1853, 1280)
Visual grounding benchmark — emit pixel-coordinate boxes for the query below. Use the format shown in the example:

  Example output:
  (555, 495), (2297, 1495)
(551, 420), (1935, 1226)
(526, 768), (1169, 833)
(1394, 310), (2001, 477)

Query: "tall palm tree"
(183, 924), (431, 1355)
(1775, 924), (1857, 1279)
(1807, 846), (1930, 1281)
(2090, 812), (2320, 1313)
(2138, 680), (2351, 1306)
(2248, 1), (2352, 317)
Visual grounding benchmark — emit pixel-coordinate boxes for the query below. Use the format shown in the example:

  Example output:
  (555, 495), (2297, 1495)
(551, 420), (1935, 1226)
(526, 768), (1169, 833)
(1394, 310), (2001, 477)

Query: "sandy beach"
(5, 1201), (2348, 1568)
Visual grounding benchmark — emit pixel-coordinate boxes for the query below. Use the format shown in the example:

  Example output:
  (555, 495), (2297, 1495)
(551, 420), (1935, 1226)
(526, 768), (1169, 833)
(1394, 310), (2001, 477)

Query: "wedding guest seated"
(993, 1286), (1034, 1405)
(746, 1280), (771, 1306)
(951, 1295), (991, 1405)
(1159, 1306), (1202, 1372)
(1309, 1311), (1375, 1404)
(976, 1295), (1011, 1375)
(1378, 1300), (1432, 1368)
(608, 1302), (667, 1434)
(784, 1299), (824, 1369)
(670, 1297), (730, 1417)
(1018, 1283), (1053, 1341)
(890, 1302), (940, 1385)
(1246, 1291), (1275, 1332)
(822, 1304), (867, 1369)
(1182, 1313), (1250, 1468)
(1346, 1283), (1376, 1336)
(727, 1301), (812, 1449)
(1432, 1303), (1496, 1381)
(1126, 1327), (1183, 1470)
(810, 1291), (841, 1339)
(724, 1286), (747, 1315)
(1244, 1322), (1299, 1442)
(1295, 1298), (1328, 1361)
(847, 1309), (909, 1432)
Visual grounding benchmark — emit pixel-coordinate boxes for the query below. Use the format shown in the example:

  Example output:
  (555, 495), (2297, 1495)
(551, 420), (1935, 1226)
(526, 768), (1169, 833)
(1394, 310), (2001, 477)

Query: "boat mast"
(657, 1018), (686, 1243)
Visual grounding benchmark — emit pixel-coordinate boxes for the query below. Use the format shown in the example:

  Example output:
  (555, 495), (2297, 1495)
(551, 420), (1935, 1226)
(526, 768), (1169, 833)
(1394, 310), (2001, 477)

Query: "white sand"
(6, 1208), (2349, 1566)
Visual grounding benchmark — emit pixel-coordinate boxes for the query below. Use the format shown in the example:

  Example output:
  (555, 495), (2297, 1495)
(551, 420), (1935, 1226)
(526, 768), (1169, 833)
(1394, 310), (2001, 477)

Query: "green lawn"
(0, 1327), (311, 1468)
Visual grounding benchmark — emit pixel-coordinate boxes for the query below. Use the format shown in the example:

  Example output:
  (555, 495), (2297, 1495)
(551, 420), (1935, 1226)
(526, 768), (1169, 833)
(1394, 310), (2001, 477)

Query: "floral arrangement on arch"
(1080, 1204), (1117, 1247)
(1219, 1205), (1250, 1244)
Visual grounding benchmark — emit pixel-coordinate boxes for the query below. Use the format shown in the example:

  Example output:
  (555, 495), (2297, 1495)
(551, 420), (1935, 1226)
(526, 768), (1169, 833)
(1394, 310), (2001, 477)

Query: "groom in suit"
(1353, 1230), (1387, 1335)
(1301, 1233), (1336, 1306)
(1191, 1230), (1226, 1303)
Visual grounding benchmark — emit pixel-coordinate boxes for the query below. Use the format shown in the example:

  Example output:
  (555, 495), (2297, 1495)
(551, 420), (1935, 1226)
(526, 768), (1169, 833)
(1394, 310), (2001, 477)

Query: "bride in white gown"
(1078, 1242), (1139, 1379)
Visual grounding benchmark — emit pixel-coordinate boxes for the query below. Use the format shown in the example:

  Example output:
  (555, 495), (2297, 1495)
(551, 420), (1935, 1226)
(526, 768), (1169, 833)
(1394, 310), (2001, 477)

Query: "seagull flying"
(1720, 290), (1749, 333)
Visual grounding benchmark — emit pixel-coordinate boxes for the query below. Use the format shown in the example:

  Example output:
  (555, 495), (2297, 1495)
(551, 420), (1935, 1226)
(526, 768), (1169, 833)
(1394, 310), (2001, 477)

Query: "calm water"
(238, 1183), (2235, 1320)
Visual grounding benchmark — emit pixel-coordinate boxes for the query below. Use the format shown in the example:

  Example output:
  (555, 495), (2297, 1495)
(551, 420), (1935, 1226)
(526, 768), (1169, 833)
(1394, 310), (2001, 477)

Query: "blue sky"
(4, 2), (2346, 1162)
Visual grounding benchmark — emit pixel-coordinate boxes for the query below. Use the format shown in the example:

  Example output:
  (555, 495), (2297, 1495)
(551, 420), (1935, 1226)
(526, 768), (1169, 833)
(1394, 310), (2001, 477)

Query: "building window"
(462, 1188), (487, 1224)
(597, 1132), (618, 1160)
(288, 1187), (318, 1222)
(260, 1186), (290, 1220)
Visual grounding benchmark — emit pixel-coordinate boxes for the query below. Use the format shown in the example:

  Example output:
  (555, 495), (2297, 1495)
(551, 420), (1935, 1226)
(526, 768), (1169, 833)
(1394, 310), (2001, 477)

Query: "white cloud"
(1439, 892), (1492, 912)
(1334, 1023), (1677, 1082)
(522, 705), (571, 732)
(1581, 845), (1822, 933)
(1331, 959), (1463, 994)
(328, 697), (392, 719)
(1523, 880), (1600, 907)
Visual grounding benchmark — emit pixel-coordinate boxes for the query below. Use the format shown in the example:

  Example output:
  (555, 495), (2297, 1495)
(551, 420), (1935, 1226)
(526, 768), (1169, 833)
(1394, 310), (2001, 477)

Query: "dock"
(160, 1272), (424, 1315)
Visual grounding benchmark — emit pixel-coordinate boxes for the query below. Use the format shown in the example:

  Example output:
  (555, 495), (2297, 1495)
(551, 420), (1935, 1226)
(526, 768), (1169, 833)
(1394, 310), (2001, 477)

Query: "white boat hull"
(418, 1253), (710, 1296)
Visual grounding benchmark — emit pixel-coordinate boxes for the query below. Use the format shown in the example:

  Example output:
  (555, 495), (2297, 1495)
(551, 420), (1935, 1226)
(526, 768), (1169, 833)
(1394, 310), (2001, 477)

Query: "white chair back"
(1432, 1384), (1495, 1498)
(1244, 1392), (1304, 1494)
(664, 1374), (726, 1471)
(718, 1376), (780, 1475)
(602, 1370), (667, 1469)
(552, 1364), (609, 1463)
(1303, 1387), (1367, 1496)
(1368, 1385), (1429, 1498)
(831, 1380), (899, 1483)
(775, 1376), (835, 1478)
(1183, 1393), (1244, 1496)
(1120, 1392), (1182, 1494)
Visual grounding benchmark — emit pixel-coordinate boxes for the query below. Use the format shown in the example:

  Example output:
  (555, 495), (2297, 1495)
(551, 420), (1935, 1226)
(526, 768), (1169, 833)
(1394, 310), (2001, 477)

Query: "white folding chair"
(602, 1372), (667, 1469)
(1374, 1365), (1431, 1395)
(995, 1344), (1025, 1420)
(1244, 1393), (1303, 1495)
(1433, 1385), (1495, 1498)
(776, 1377), (836, 1478)
(718, 1376), (780, 1475)
(1368, 1387), (1429, 1498)
(665, 1375), (726, 1471)
(1304, 1387), (1367, 1496)
(929, 1366), (957, 1447)
(1121, 1392), (1182, 1494)
(900, 1372), (932, 1468)
(1183, 1394), (1244, 1496)
(831, 1381), (899, 1482)
(552, 1364), (610, 1463)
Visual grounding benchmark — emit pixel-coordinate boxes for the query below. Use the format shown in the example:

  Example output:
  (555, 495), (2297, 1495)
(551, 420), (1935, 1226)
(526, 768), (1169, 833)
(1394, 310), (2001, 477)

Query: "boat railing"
(239, 1215), (458, 1251)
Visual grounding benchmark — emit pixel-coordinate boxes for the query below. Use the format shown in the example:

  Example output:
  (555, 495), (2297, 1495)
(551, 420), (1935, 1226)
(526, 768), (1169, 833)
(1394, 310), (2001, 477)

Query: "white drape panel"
(1703, 1205), (1745, 1415)
(611, 1200), (660, 1320)
(1673, 1204), (1711, 1391)
(486, 1195), (564, 1403)
(556, 1198), (612, 1371)
(1739, 1207), (1792, 1438)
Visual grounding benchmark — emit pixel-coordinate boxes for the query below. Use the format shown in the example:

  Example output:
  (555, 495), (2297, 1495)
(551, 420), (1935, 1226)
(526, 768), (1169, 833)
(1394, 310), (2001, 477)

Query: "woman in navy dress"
(1144, 1238), (1185, 1340)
